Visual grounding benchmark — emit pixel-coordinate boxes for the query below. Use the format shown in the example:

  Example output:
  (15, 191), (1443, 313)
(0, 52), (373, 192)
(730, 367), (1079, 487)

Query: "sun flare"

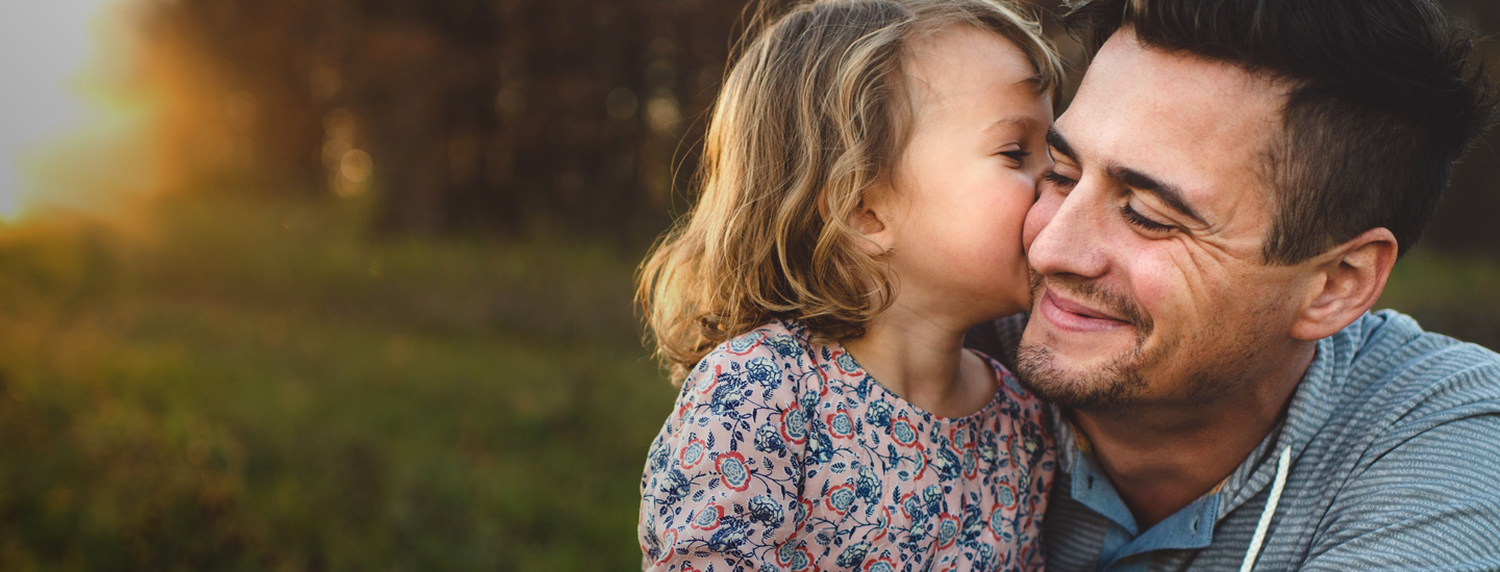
(0, 0), (159, 223)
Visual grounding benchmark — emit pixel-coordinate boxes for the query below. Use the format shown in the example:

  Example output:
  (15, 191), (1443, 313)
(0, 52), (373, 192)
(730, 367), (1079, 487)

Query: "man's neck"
(1070, 343), (1316, 530)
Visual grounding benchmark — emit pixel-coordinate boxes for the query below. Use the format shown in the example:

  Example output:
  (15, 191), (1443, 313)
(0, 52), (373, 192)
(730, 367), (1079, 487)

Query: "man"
(969, 0), (1500, 570)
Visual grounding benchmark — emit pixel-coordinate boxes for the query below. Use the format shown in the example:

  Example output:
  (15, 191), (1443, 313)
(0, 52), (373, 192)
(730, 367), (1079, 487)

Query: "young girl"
(638, 0), (1062, 569)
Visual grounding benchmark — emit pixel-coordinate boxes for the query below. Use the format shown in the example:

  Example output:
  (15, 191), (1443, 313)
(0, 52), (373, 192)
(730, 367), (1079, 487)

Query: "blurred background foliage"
(140, 0), (749, 239)
(0, 0), (1495, 570)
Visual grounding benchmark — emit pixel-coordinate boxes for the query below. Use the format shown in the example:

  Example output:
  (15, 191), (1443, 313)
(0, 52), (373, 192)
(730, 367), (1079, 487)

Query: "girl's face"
(864, 25), (1053, 326)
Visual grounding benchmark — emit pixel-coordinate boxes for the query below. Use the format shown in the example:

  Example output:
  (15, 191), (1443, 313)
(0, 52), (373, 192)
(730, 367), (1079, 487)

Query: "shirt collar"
(1051, 325), (1357, 554)
(1062, 433), (1222, 567)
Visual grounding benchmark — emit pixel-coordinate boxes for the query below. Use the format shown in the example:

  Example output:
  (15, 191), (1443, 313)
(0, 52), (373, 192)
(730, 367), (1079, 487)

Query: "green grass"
(1377, 245), (1500, 351)
(0, 194), (1492, 571)
(0, 195), (678, 571)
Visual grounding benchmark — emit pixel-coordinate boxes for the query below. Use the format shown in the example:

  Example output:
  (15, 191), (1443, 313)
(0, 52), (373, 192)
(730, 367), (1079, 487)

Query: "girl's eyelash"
(1121, 203), (1174, 232)
(1000, 150), (1032, 161)
(1041, 171), (1076, 187)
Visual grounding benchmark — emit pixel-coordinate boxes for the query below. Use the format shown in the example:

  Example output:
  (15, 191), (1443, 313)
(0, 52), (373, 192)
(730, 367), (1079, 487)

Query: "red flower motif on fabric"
(868, 505), (892, 543)
(690, 505), (724, 531)
(828, 410), (856, 439)
(775, 541), (814, 571)
(825, 483), (857, 515)
(891, 415), (919, 448)
(780, 404), (809, 445)
(864, 556), (898, 572)
(716, 451), (752, 492)
(936, 512), (961, 549)
(679, 438), (707, 470)
(656, 529), (678, 565)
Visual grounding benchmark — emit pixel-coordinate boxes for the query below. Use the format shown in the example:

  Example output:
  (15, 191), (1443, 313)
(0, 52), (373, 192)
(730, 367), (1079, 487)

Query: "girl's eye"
(1041, 170), (1076, 188)
(1121, 203), (1175, 233)
(1000, 150), (1032, 163)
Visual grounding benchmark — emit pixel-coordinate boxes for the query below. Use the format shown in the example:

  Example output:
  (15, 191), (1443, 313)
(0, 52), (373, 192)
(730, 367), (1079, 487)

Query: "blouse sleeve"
(639, 328), (816, 571)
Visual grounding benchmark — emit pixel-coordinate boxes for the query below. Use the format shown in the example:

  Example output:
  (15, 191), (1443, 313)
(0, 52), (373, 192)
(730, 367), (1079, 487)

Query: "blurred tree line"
(142, 0), (1500, 251)
(143, 0), (755, 239)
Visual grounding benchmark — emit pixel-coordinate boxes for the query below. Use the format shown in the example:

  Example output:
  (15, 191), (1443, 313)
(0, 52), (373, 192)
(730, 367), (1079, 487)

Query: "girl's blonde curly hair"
(639, 0), (1062, 381)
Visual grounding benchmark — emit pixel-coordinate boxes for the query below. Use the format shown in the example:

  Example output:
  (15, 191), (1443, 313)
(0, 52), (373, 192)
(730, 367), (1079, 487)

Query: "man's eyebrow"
(1046, 126), (1207, 226)
(1107, 165), (1209, 227)
(1045, 126), (1076, 159)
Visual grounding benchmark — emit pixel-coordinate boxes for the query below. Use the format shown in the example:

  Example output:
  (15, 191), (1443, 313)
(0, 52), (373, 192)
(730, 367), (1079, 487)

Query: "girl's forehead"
(898, 41), (1049, 139)
(902, 25), (1040, 105)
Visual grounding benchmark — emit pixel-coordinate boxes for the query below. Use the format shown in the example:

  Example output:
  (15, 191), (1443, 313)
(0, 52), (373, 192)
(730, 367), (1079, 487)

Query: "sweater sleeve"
(1300, 411), (1500, 571)
(639, 329), (815, 572)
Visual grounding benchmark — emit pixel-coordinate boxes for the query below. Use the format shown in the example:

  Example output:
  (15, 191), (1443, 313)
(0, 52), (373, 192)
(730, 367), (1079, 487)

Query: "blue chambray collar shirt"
(1031, 310), (1500, 572)
(1049, 398), (1287, 571)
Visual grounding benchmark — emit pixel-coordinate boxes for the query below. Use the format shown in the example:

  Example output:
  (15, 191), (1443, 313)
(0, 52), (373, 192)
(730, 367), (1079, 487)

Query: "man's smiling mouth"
(1037, 288), (1135, 334)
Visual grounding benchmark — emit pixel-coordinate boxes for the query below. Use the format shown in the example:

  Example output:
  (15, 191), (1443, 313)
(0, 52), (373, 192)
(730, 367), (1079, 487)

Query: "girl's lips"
(1038, 289), (1131, 333)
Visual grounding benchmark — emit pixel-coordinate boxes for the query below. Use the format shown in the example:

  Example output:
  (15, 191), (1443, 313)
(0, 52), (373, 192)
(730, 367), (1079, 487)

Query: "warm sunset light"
(0, 0), (158, 222)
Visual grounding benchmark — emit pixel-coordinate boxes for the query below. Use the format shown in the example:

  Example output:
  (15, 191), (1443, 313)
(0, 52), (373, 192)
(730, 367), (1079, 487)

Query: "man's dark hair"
(1065, 0), (1500, 263)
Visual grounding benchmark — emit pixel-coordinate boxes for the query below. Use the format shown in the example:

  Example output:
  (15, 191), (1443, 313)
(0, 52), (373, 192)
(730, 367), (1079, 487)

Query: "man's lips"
(1038, 288), (1132, 333)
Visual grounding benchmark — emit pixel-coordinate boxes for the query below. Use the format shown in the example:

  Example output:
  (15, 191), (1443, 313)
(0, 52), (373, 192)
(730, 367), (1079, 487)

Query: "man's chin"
(1014, 339), (1147, 411)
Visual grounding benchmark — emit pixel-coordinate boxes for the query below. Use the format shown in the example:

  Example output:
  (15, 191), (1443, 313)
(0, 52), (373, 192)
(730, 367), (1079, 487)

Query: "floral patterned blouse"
(639, 320), (1055, 572)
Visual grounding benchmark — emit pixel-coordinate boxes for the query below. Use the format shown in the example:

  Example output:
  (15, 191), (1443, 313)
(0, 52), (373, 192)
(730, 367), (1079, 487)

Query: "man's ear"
(1289, 227), (1398, 341)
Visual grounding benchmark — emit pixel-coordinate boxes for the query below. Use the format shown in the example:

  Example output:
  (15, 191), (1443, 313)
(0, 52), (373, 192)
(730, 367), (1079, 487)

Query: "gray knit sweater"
(970, 310), (1500, 571)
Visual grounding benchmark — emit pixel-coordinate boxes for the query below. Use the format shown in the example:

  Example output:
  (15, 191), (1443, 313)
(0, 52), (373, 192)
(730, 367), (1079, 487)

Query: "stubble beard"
(1015, 333), (1151, 410)
(1013, 272), (1277, 412)
(1014, 271), (1156, 411)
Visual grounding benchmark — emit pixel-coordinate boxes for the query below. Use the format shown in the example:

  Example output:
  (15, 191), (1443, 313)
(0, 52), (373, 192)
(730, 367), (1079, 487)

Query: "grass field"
(0, 194), (1493, 571)
(1376, 245), (1500, 350)
(0, 195), (678, 571)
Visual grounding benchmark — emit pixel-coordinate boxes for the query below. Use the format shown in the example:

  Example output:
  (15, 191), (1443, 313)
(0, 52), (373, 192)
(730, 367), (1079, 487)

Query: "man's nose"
(1025, 180), (1110, 280)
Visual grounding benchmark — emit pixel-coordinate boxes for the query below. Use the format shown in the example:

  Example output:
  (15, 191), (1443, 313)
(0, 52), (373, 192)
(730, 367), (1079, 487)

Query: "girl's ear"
(849, 190), (896, 257)
(850, 199), (885, 235)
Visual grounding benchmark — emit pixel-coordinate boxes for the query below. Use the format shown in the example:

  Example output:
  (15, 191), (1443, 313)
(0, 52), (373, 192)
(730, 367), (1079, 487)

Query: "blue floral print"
(640, 320), (1054, 571)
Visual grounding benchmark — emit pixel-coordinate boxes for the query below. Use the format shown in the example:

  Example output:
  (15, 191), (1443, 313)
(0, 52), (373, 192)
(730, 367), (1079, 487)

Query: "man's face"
(1017, 29), (1315, 411)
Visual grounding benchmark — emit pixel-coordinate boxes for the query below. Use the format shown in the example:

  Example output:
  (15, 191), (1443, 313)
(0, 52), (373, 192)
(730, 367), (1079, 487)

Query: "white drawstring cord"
(1239, 445), (1292, 572)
